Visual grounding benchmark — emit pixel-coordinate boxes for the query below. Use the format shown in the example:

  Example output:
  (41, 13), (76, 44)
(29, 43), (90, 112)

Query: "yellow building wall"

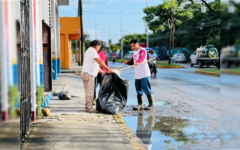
(60, 17), (81, 69)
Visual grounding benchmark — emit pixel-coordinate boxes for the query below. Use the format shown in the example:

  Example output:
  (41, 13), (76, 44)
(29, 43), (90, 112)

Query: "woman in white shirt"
(81, 40), (114, 113)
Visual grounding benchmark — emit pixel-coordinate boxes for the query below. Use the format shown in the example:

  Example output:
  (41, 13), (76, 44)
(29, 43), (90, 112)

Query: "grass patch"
(53, 91), (59, 96)
(116, 59), (128, 63)
(157, 62), (182, 67)
(198, 68), (220, 74)
(107, 58), (128, 63)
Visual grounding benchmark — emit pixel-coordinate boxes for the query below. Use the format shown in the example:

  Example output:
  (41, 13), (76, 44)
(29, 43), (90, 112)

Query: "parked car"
(110, 54), (120, 59)
(171, 53), (187, 63)
(124, 54), (132, 59)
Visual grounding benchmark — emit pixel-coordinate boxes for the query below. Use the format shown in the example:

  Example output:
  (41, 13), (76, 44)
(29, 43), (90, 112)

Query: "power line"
(85, 24), (146, 27)
(149, 19), (220, 41)
(83, 11), (142, 15)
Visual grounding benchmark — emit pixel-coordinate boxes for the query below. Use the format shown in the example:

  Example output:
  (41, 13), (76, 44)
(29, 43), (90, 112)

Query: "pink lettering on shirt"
(133, 54), (138, 61)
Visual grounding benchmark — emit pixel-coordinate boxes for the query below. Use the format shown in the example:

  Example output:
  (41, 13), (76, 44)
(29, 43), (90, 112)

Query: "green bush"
(9, 85), (19, 118)
(37, 85), (44, 118)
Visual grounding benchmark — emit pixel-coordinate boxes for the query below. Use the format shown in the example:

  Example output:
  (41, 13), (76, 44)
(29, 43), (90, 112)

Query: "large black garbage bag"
(96, 73), (129, 114)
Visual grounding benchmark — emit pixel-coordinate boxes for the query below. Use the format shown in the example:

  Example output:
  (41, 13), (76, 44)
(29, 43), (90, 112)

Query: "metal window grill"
(20, 0), (31, 140)
(0, 65), (1, 123)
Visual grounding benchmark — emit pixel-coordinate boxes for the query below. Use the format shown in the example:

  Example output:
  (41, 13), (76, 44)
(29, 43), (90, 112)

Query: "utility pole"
(146, 0), (149, 48)
(79, 0), (85, 65)
(113, 8), (129, 59)
(121, 11), (123, 58)
(103, 20), (115, 45)
(201, 2), (206, 47)
(101, 28), (108, 41)
(122, 30), (127, 54)
(109, 23), (110, 41)
(95, 19), (97, 39)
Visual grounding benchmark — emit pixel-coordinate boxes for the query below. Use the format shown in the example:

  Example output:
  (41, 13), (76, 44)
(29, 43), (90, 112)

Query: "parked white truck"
(190, 45), (220, 69)
(221, 46), (240, 67)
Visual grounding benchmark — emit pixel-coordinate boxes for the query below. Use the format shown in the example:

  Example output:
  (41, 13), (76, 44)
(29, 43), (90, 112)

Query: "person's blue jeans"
(135, 77), (152, 96)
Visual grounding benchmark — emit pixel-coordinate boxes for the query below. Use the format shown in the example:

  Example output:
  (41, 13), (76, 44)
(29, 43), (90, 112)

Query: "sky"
(59, 0), (164, 43)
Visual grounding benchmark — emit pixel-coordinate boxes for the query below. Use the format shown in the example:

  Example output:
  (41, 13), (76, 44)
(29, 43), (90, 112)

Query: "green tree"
(176, 0), (220, 51)
(84, 33), (91, 49)
(120, 33), (147, 54)
(143, 0), (193, 64)
(144, 0), (220, 57)
(109, 39), (112, 45)
(110, 44), (120, 53)
(71, 41), (77, 55)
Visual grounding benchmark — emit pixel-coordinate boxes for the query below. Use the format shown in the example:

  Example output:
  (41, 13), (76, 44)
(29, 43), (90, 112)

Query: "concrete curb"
(221, 70), (240, 75)
(113, 114), (125, 124)
(114, 61), (185, 69)
(113, 114), (145, 150)
(195, 70), (220, 76)
(42, 91), (53, 109)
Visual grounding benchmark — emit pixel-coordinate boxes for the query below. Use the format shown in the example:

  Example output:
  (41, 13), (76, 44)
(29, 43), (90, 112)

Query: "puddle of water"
(123, 116), (217, 150)
(127, 97), (171, 108)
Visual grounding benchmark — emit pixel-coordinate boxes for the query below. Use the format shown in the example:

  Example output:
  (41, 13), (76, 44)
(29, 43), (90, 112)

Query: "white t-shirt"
(149, 53), (157, 59)
(133, 47), (151, 79)
(82, 47), (100, 77)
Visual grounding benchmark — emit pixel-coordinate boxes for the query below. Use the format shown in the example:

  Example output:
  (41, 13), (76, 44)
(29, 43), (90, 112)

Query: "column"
(29, 0), (38, 122)
(38, 0), (44, 85)
(51, 0), (58, 80)
(56, 10), (61, 74)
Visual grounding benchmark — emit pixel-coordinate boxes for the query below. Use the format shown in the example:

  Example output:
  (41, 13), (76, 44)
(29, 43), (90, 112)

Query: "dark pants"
(150, 64), (157, 73)
(135, 77), (152, 96)
(93, 74), (103, 100)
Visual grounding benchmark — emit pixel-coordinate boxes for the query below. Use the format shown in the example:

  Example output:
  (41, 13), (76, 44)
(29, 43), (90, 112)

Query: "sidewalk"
(21, 73), (143, 150)
(61, 60), (82, 73)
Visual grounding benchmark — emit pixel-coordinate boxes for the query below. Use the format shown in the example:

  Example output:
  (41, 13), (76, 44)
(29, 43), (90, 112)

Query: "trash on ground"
(58, 84), (71, 100)
(42, 108), (51, 116)
(58, 91), (71, 100)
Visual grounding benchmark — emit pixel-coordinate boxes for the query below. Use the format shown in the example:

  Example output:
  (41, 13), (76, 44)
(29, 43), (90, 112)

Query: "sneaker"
(90, 109), (99, 113)
(86, 108), (99, 113)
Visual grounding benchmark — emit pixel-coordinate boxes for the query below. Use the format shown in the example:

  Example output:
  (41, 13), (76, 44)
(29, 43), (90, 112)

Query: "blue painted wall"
(52, 59), (57, 80)
(40, 64), (43, 85)
(57, 58), (61, 74)
(12, 64), (18, 85)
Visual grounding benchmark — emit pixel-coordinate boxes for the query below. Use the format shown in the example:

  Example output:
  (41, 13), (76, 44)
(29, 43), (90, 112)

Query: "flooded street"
(108, 61), (220, 149)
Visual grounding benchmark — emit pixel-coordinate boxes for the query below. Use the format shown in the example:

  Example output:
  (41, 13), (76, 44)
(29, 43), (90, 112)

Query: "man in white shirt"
(123, 39), (155, 110)
(81, 40), (114, 113)
(149, 50), (157, 59)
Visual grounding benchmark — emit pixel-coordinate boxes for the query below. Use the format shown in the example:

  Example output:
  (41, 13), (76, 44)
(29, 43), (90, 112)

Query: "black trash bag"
(58, 91), (71, 100)
(96, 73), (129, 115)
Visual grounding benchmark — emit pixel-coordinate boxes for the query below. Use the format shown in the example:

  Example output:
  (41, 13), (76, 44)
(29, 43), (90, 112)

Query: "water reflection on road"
(108, 61), (220, 149)
(124, 115), (218, 150)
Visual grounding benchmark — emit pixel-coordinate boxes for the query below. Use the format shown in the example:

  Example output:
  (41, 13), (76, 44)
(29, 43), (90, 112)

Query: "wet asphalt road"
(109, 61), (220, 150)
